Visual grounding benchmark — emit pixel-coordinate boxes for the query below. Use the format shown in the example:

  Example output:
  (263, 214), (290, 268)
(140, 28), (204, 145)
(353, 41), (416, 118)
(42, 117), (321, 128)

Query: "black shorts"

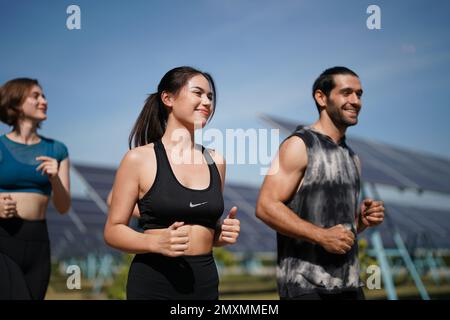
(127, 252), (219, 300)
(0, 217), (50, 300)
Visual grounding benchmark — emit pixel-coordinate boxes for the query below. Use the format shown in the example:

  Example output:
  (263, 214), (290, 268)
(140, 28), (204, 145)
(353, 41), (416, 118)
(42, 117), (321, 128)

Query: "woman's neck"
(162, 118), (196, 150)
(8, 121), (40, 144)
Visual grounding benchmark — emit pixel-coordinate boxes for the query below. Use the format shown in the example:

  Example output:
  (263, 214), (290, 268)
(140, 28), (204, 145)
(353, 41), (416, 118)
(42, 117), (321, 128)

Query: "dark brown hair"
(129, 66), (216, 148)
(0, 78), (41, 128)
(312, 66), (359, 112)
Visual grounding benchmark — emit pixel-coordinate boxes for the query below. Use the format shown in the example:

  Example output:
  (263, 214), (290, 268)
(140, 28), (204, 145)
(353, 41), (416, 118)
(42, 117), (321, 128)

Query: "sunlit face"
(325, 75), (363, 128)
(168, 74), (213, 129)
(20, 85), (48, 123)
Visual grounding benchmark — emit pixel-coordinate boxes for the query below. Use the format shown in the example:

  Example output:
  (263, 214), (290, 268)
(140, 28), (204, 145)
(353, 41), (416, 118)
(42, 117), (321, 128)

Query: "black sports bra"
(138, 140), (224, 230)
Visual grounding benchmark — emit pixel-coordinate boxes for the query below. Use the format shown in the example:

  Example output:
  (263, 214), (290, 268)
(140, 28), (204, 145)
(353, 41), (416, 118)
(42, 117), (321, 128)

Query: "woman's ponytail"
(128, 92), (168, 148)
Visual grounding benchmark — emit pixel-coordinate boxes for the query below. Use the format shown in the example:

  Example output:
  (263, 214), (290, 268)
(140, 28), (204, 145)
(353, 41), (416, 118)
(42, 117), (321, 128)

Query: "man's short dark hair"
(312, 66), (359, 112)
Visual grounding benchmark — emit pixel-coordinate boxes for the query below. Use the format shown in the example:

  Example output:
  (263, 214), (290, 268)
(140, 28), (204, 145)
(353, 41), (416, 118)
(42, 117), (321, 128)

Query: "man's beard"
(327, 102), (358, 129)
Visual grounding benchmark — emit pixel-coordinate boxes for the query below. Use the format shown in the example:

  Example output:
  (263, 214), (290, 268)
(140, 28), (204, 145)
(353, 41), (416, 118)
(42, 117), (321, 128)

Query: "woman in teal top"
(0, 78), (71, 299)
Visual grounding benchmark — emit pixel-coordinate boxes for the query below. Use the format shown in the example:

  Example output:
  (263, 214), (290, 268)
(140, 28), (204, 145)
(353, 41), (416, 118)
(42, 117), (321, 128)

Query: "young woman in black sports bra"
(104, 66), (240, 300)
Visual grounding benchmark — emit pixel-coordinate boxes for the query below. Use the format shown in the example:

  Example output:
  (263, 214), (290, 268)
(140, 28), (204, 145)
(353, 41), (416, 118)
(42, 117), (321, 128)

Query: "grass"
(45, 265), (450, 300)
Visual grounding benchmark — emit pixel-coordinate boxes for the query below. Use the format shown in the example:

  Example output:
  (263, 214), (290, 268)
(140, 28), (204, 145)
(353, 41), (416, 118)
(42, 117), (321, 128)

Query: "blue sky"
(1, 0), (450, 187)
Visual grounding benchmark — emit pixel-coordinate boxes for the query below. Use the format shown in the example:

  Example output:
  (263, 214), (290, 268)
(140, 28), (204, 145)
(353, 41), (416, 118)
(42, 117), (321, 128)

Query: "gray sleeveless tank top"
(277, 126), (362, 297)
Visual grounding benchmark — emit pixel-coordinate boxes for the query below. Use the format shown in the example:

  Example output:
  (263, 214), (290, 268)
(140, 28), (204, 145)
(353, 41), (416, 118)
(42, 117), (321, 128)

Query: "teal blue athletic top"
(0, 134), (69, 196)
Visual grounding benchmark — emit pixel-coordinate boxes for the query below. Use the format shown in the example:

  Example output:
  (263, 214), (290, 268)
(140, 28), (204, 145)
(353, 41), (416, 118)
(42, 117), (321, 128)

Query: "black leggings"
(127, 252), (219, 300)
(281, 287), (366, 300)
(0, 218), (50, 300)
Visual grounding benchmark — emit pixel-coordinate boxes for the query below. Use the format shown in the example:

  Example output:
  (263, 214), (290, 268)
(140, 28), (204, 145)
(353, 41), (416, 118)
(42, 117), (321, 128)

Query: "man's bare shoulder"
(282, 135), (306, 149)
(276, 135), (308, 173)
(280, 135), (307, 158)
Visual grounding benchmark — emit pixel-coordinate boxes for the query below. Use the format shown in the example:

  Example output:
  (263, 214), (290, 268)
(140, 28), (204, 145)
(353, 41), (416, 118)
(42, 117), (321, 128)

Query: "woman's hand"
(215, 206), (240, 246)
(36, 156), (59, 179)
(0, 194), (17, 219)
(157, 221), (190, 257)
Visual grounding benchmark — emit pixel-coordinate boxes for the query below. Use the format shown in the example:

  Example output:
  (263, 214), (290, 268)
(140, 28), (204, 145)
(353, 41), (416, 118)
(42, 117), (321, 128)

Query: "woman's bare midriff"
(144, 224), (215, 256)
(0, 192), (49, 220)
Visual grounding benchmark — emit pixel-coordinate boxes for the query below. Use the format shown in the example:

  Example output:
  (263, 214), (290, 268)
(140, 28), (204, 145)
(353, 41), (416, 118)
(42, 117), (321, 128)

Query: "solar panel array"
(260, 114), (450, 195)
(44, 164), (278, 259)
(74, 164), (116, 203)
(48, 164), (450, 261)
(46, 198), (114, 260)
(223, 184), (276, 253)
(258, 114), (450, 248)
(370, 203), (450, 249)
(45, 120), (450, 260)
(46, 164), (124, 260)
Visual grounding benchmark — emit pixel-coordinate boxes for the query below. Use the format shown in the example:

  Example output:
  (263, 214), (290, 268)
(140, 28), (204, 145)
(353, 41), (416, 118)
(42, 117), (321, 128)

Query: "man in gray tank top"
(256, 67), (385, 300)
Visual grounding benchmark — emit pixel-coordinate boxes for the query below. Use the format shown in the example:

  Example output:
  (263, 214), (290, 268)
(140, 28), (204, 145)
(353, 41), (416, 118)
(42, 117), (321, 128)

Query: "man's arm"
(256, 136), (355, 254)
(353, 155), (367, 233)
(353, 155), (385, 233)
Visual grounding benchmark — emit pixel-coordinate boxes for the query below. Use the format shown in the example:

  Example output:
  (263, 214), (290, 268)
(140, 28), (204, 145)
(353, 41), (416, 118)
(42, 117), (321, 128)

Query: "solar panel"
(260, 114), (450, 195)
(73, 164), (116, 202)
(361, 203), (450, 249)
(48, 151), (450, 261)
(46, 197), (116, 260)
(223, 184), (277, 252)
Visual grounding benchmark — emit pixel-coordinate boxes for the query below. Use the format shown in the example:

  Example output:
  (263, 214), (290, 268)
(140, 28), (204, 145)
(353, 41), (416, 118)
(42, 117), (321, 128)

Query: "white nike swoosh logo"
(189, 201), (208, 208)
